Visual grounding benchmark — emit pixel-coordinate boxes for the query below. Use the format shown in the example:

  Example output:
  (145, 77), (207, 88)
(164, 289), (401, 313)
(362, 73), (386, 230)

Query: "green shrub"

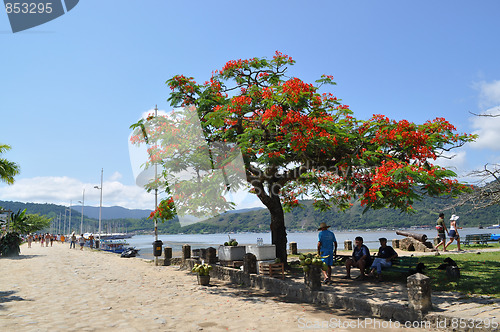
(0, 232), (22, 257)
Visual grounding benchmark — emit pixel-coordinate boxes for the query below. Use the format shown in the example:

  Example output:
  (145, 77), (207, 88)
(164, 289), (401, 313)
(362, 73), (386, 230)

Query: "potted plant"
(192, 263), (212, 285)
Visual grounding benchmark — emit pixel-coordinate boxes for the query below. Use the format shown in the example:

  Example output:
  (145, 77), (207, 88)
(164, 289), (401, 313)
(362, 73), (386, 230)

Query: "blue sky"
(1, 0), (500, 210)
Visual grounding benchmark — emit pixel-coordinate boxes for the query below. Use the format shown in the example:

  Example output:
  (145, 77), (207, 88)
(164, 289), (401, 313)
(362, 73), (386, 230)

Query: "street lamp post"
(94, 168), (103, 249)
(63, 208), (67, 235)
(78, 189), (85, 235)
(68, 201), (72, 234)
(153, 105), (160, 266)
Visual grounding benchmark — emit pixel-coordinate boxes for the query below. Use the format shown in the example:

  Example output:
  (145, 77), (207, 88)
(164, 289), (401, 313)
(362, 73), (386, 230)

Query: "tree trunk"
(253, 181), (288, 266)
(268, 196), (288, 266)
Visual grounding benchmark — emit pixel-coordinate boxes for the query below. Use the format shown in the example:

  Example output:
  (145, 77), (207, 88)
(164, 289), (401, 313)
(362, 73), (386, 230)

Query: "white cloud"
(473, 80), (500, 109)
(109, 171), (122, 181)
(0, 176), (156, 210)
(469, 106), (500, 150)
(434, 151), (468, 173)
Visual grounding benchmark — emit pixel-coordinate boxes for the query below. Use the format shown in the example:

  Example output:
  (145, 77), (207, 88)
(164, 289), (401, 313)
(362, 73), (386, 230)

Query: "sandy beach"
(0, 242), (439, 332)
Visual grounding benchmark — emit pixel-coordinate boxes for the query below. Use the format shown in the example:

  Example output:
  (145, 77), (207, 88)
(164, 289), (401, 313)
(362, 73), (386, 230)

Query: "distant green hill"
(1, 196), (498, 235)
(174, 196), (499, 234)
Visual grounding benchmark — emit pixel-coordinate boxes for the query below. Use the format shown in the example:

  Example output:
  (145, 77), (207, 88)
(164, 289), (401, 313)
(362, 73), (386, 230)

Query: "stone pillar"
(200, 248), (208, 260)
(304, 265), (322, 291)
(206, 247), (217, 264)
(289, 242), (298, 255)
(344, 240), (352, 251)
(407, 273), (432, 314)
(163, 247), (172, 266)
(392, 239), (400, 249)
(243, 253), (257, 274)
(182, 244), (191, 260)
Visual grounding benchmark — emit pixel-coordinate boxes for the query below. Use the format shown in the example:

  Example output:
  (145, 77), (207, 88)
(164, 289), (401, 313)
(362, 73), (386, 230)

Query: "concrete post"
(182, 244), (191, 260)
(163, 247), (172, 266)
(304, 265), (322, 291)
(289, 242), (298, 255)
(344, 240), (352, 251)
(206, 247), (217, 264)
(407, 273), (432, 314)
(243, 253), (257, 274)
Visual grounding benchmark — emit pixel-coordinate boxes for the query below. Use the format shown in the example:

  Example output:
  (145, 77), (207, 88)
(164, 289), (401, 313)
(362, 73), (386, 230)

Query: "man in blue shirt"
(317, 222), (337, 284)
(343, 236), (371, 280)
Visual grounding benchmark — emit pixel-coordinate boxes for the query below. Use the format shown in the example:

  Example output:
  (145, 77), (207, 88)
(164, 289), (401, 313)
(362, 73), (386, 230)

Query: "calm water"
(127, 227), (498, 259)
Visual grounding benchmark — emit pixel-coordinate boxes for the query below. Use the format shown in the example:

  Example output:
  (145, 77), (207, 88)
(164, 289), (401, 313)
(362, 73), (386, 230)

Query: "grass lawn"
(413, 250), (500, 298)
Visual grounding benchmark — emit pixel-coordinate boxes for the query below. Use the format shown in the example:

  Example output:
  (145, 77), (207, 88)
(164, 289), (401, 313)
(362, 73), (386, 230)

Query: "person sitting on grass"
(343, 236), (371, 280)
(317, 222), (337, 285)
(367, 237), (398, 281)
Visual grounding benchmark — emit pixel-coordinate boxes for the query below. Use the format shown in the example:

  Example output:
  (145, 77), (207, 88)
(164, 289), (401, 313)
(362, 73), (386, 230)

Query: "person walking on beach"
(70, 232), (77, 249)
(445, 214), (463, 251)
(27, 233), (33, 248)
(50, 234), (54, 247)
(45, 233), (50, 247)
(435, 212), (448, 251)
(88, 233), (94, 249)
(60, 234), (65, 243)
(78, 234), (85, 250)
(317, 222), (337, 284)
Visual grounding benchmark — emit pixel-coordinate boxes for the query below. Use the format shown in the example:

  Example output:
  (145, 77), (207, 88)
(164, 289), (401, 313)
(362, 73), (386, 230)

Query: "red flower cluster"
(272, 50), (294, 65)
(282, 77), (314, 104)
(262, 105), (283, 122)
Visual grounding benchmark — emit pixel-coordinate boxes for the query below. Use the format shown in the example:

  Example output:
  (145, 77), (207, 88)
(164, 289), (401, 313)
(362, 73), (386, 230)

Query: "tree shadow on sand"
(0, 290), (30, 311)
(0, 254), (44, 260)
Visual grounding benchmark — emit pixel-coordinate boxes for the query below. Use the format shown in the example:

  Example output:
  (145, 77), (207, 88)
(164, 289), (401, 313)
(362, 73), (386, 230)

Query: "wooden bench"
(382, 256), (419, 275)
(462, 233), (492, 246)
(259, 262), (285, 279)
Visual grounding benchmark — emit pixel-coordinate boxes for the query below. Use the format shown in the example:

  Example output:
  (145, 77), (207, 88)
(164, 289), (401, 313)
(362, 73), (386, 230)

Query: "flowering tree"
(132, 52), (475, 264)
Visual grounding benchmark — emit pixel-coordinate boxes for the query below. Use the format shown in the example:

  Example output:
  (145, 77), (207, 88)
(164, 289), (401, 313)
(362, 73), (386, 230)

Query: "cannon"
(396, 231), (427, 243)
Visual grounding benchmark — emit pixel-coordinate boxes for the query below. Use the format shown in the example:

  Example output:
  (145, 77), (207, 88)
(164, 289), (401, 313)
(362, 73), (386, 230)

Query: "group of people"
(435, 213), (463, 252)
(26, 233), (58, 248)
(25, 232), (95, 251)
(317, 222), (397, 284)
(316, 212), (463, 283)
(68, 232), (95, 250)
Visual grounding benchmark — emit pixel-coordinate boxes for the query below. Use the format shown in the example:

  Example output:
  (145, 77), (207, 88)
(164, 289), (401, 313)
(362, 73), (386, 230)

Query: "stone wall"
(181, 258), (421, 322)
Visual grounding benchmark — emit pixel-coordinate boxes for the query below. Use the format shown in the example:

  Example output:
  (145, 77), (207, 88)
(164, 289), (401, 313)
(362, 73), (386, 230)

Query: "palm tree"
(0, 144), (20, 184)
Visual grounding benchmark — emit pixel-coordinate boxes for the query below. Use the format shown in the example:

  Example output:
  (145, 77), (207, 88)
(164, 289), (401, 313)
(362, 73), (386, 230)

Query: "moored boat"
(100, 239), (128, 253)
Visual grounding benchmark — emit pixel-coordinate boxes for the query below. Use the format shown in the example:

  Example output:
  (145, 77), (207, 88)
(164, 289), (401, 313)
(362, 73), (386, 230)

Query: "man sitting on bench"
(367, 237), (398, 281)
(343, 236), (371, 280)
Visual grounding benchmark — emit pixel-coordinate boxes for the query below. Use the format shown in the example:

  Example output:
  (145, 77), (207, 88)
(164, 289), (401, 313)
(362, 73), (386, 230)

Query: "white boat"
(100, 239), (128, 253)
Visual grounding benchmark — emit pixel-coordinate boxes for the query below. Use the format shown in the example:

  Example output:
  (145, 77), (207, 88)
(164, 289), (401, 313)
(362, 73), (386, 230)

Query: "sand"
(0, 242), (435, 332)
